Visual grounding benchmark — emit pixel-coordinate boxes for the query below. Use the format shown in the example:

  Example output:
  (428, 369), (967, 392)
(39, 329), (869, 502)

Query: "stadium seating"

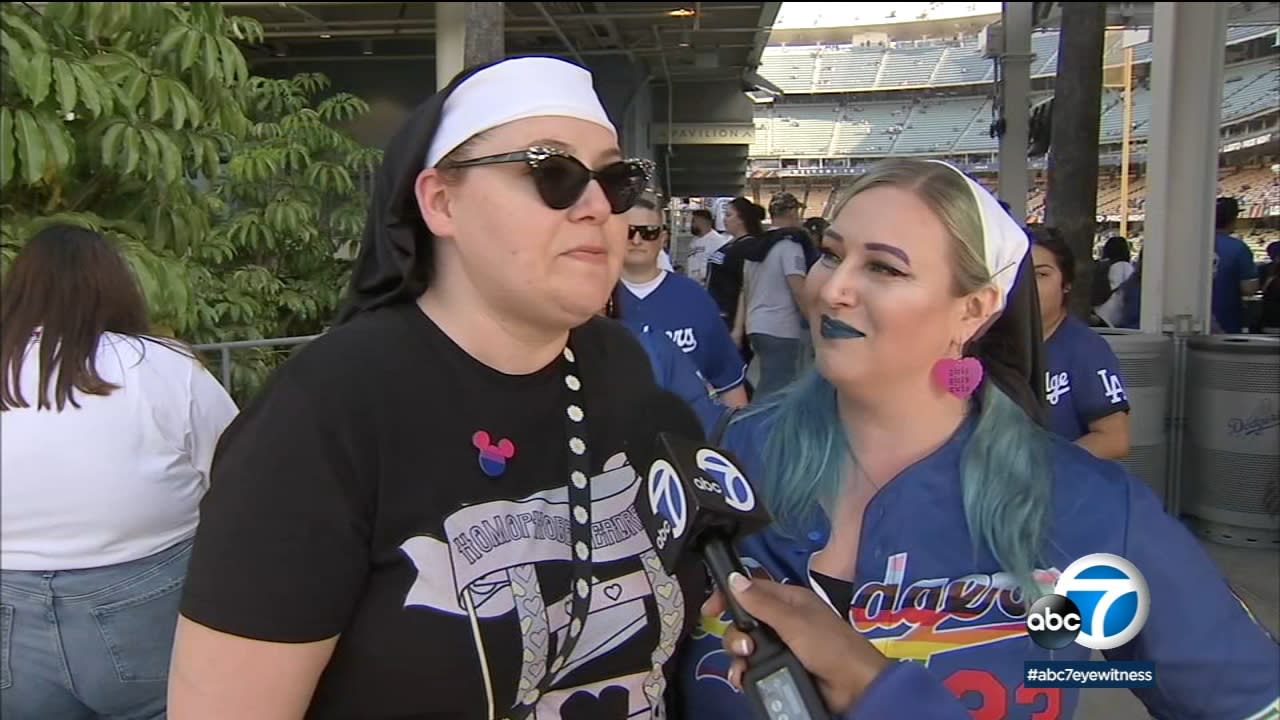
(760, 26), (1278, 95)
(932, 46), (994, 86)
(1220, 59), (1280, 121)
(891, 97), (988, 154)
(754, 61), (1276, 157)
(832, 102), (908, 155)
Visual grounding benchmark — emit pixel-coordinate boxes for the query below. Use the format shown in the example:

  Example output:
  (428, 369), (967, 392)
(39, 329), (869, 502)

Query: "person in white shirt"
(741, 192), (812, 396)
(659, 246), (674, 272)
(0, 225), (238, 719)
(685, 209), (731, 285)
(1093, 235), (1135, 327)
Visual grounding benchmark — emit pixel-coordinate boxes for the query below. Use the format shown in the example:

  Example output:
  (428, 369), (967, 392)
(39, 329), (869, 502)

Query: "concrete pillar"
(436, 2), (505, 91)
(998, 2), (1033, 223)
(1046, 2), (1106, 319)
(1140, 2), (1226, 333)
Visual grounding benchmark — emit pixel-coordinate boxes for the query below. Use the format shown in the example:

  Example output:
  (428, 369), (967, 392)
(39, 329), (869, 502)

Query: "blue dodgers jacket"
(677, 409), (1280, 720)
(629, 324), (726, 437)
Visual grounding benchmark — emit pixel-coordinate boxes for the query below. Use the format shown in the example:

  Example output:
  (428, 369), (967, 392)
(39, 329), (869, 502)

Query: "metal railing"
(193, 335), (320, 390)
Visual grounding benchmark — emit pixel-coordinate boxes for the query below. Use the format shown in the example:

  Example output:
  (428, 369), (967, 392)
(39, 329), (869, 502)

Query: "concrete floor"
(1077, 539), (1280, 719)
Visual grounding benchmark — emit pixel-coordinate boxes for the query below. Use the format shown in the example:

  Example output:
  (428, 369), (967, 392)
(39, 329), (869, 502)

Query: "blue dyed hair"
(741, 371), (1051, 601)
(738, 159), (1053, 601)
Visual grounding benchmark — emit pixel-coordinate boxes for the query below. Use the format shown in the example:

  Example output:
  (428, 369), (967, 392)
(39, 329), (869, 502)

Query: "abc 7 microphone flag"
(646, 449), (759, 549)
(1026, 553), (1150, 651)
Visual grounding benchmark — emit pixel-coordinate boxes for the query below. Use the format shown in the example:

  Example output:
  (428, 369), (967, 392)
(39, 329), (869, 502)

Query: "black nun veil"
(972, 248), (1048, 427)
(334, 57), (510, 324)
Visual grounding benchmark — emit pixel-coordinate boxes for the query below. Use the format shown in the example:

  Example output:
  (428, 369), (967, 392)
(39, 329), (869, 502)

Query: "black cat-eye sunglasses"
(443, 146), (655, 214)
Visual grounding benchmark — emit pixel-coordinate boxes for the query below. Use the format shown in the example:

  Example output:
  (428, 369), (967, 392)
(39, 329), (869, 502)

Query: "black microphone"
(627, 391), (830, 720)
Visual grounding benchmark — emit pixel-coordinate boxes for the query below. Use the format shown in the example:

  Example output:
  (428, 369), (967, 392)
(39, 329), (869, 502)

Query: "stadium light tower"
(997, 2), (1034, 223)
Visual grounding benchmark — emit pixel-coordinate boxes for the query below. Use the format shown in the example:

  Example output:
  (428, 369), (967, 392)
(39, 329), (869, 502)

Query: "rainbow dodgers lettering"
(692, 552), (1068, 719)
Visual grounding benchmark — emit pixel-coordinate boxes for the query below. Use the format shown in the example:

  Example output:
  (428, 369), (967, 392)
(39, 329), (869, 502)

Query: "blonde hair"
(833, 159), (990, 299)
(747, 158), (1053, 603)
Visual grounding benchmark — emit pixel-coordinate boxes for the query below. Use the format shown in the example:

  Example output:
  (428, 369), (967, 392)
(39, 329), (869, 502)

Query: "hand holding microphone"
(629, 393), (830, 720)
(702, 573), (890, 715)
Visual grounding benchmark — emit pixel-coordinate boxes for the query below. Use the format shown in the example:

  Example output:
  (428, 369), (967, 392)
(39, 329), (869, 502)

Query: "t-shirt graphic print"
(399, 451), (686, 718)
(178, 305), (704, 719)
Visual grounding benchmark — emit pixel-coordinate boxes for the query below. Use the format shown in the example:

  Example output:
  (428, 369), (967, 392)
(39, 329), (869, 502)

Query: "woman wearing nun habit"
(169, 57), (709, 720)
(677, 159), (1280, 720)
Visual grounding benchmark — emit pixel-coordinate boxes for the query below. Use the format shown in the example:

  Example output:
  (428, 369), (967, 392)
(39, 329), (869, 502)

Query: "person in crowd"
(765, 191), (807, 240)
(706, 197), (765, 335)
(168, 56), (709, 719)
(1212, 197), (1260, 333)
(1256, 240), (1279, 285)
(1092, 235), (1134, 327)
(618, 195), (748, 408)
(803, 216), (830, 248)
(678, 158), (1279, 720)
(685, 208), (731, 285)
(658, 245), (675, 273)
(1030, 225), (1131, 459)
(1, 225), (238, 719)
(738, 192), (816, 397)
(1118, 249), (1143, 330)
(1258, 246), (1280, 334)
(603, 285), (725, 433)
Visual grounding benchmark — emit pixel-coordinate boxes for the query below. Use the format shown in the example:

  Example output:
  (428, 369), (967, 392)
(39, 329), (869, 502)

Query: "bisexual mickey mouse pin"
(472, 431), (516, 478)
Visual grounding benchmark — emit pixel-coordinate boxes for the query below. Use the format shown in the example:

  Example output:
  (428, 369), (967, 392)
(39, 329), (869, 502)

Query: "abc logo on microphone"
(647, 460), (687, 550)
(694, 448), (756, 512)
(1026, 553), (1150, 651)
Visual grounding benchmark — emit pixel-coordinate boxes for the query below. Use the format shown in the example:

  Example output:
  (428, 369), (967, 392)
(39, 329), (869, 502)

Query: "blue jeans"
(749, 333), (803, 398)
(1, 537), (192, 720)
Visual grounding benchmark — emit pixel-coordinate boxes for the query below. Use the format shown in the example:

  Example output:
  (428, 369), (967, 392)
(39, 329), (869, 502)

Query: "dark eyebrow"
(865, 242), (911, 266)
(823, 228), (844, 243)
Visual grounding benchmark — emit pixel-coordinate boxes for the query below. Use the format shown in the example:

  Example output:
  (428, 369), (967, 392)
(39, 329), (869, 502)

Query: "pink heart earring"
(932, 356), (984, 399)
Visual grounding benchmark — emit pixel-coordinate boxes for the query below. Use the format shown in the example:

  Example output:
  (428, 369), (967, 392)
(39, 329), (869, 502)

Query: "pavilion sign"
(651, 123), (757, 145)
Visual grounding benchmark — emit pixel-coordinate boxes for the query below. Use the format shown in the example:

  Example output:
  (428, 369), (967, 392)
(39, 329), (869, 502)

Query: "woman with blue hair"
(677, 158), (1279, 720)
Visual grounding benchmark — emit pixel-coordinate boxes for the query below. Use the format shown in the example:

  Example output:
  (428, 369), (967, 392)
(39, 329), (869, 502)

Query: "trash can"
(1097, 329), (1173, 507)
(1183, 335), (1280, 549)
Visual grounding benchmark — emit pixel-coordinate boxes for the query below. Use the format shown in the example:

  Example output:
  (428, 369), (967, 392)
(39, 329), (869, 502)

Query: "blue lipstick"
(820, 314), (865, 340)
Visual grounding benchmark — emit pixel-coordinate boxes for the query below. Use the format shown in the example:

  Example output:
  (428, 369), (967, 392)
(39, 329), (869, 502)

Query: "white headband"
(928, 160), (1028, 313)
(424, 57), (617, 169)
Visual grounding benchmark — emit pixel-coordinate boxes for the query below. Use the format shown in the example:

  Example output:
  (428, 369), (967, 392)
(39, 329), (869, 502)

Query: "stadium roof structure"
(224, 2), (782, 86)
(767, 1), (1279, 46)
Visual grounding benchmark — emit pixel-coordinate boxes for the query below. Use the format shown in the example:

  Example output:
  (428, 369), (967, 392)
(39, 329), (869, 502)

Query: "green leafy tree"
(1, 2), (380, 397)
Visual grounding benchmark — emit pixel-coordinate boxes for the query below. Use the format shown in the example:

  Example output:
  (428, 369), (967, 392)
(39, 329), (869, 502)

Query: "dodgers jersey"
(1043, 315), (1130, 442)
(678, 408), (1280, 720)
(618, 272), (746, 394)
(628, 324), (726, 436)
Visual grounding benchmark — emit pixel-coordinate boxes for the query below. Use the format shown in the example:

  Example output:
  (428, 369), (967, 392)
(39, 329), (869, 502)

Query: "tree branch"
(66, 173), (112, 213)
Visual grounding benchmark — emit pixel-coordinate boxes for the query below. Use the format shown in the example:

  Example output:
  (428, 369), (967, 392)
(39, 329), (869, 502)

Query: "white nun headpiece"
(424, 57), (616, 168)
(927, 160), (1028, 313)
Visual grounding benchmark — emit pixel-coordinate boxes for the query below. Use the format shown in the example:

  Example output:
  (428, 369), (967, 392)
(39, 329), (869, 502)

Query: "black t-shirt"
(181, 303), (708, 719)
(705, 236), (749, 327)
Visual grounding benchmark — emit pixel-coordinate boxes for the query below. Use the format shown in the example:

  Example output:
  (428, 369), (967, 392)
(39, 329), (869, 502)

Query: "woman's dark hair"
(728, 196), (765, 237)
(1027, 224), (1075, 289)
(1215, 197), (1239, 230)
(1102, 235), (1131, 264)
(803, 216), (829, 238)
(1, 225), (156, 411)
